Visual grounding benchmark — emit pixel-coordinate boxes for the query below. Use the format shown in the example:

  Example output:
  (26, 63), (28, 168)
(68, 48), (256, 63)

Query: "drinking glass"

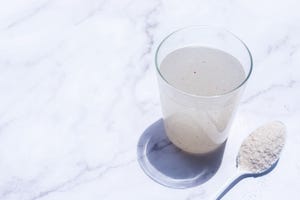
(155, 26), (253, 154)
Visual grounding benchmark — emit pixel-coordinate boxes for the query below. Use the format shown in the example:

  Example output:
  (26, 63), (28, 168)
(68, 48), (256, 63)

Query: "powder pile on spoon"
(237, 121), (286, 173)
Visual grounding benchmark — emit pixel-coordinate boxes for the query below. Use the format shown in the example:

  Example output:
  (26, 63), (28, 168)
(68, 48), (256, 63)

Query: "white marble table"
(0, 0), (299, 199)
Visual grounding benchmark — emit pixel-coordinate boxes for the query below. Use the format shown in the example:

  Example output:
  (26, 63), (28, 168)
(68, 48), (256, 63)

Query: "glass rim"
(155, 25), (253, 99)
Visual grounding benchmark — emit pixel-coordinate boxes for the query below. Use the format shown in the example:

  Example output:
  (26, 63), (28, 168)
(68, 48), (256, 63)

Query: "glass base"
(137, 119), (226, 189)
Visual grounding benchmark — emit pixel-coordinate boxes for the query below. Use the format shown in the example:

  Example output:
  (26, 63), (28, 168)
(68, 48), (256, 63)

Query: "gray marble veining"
(0, 0), (299, 199)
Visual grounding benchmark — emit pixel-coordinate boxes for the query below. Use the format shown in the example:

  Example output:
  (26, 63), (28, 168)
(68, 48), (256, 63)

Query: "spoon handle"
(213, 171), (245, 200)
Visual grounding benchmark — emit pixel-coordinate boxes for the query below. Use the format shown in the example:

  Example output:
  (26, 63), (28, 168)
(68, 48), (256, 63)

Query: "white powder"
(237, 121), (286, 173)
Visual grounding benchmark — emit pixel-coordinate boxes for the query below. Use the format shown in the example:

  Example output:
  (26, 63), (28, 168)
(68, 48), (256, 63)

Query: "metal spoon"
(214, 121), (286, 200)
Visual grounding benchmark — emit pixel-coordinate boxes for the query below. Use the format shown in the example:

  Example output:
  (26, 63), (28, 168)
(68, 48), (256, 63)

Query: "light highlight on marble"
(0, 0), (299, 199)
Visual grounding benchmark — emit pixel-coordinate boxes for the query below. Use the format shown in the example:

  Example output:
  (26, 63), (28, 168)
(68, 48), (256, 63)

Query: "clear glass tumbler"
(155, 26), (252, 155)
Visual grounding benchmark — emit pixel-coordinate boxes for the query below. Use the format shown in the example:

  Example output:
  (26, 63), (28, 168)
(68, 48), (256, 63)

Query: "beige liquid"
(159, 46), (245, 154)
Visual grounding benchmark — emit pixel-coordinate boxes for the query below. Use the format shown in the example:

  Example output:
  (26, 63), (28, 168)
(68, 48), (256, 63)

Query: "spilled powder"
(237, 121), (286, 173)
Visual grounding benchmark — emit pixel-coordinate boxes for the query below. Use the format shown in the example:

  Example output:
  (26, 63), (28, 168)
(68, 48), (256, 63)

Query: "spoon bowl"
(214, 121), (286, 200)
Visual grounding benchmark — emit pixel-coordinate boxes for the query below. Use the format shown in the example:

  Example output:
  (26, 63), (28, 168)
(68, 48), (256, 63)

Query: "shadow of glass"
(137, 119), (226, 188)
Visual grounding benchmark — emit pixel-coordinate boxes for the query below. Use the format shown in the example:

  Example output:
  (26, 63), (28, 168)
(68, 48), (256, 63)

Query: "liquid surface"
(159, 46), (245, 96)
(159, 46), (246, 154)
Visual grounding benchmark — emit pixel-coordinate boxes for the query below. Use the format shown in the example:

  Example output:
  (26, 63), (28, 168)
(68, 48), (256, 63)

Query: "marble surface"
(0, 0), (299, 199)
